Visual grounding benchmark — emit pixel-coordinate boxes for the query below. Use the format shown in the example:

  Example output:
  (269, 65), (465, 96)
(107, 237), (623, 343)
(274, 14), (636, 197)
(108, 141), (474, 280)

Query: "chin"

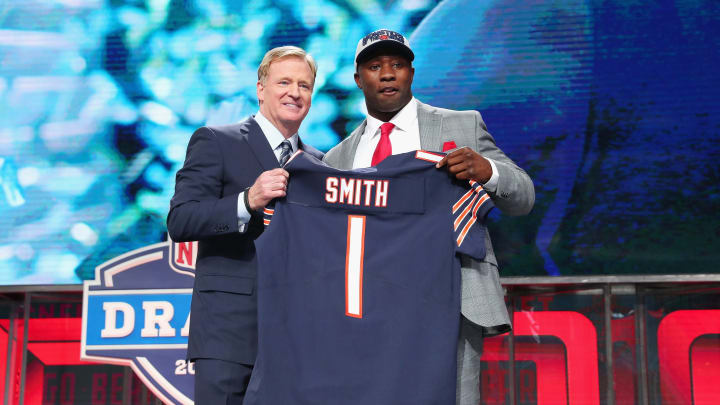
(378, 104), (404, 113)
(280, 117), (304, 127)
(281, 112), (306, 122)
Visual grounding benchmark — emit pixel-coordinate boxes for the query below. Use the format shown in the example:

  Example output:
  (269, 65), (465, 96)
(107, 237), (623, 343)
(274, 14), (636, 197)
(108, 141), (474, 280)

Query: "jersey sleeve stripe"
(453, 193), (479, 231)
(472, 194), (491, 216)
(452, 188), (476, 214)
(471, 193), (493, 219)
(456, 216), (476, 247)
(456, 194), (492, 246)
(263, 207), (274, 228)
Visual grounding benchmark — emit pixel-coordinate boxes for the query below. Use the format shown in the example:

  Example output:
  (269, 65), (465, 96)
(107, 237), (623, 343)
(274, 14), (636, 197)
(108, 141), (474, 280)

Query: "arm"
(167, 127), (290, 242)
(167, 127), (240, 241)
(437, 111), (534, 216)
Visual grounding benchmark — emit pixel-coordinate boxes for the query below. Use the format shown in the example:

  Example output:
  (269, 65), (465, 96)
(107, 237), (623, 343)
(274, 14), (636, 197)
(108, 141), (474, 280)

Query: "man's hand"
(436, 147), (493, 183)
(247, 168), (289, 211)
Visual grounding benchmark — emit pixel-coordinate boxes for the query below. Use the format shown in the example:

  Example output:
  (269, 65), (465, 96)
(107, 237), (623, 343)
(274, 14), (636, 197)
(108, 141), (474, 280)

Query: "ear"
(257, 81), (264, 104)
(354, 72), (362, 90)
(409, 66), (415, 84)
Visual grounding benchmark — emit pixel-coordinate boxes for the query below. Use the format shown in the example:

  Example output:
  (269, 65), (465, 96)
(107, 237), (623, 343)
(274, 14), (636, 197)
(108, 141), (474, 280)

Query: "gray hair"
(257, 46), (317, 85)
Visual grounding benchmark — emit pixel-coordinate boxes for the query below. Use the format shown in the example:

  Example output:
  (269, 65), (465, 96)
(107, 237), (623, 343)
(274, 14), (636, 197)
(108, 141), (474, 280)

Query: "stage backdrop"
(0, 0), (718, 284)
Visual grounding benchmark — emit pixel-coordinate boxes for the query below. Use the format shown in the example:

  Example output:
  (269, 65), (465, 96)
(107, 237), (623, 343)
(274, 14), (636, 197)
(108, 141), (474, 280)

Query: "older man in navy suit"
(167, 46), (322, 404)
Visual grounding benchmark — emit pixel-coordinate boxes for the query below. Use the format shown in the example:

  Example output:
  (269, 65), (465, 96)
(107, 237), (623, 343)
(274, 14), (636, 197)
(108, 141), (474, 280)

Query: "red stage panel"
(482, 311), (600, 405)
(483, 339), (568, 404)
(691, 336), (720, 405)
(658, 310), (720, 405)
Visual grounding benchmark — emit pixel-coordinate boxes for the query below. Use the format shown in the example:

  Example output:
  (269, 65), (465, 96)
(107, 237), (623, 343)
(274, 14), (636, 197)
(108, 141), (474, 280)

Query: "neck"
(369, 110), (398, 123)
(278, 126), (297, 139)
(367, 97), (412, 123)
(259, 109), (298, 139)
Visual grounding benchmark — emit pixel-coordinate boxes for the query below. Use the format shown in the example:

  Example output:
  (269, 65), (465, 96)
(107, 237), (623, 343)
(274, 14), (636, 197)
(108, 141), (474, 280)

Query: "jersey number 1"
(345, 215), (366, 318)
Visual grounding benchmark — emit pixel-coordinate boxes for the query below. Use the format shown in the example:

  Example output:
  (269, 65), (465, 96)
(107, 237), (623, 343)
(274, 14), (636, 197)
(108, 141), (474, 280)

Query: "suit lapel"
(417, 101), (443, 152)
(245, 116), (280, 170)
(335, 120), (367, 170)
(339, 103), (443, 168)
(298, 137), (322, 160)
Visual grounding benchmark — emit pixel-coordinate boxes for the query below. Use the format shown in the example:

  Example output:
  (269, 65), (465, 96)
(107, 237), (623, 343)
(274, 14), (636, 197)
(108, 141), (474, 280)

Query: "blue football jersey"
(246, 150), (494, 405)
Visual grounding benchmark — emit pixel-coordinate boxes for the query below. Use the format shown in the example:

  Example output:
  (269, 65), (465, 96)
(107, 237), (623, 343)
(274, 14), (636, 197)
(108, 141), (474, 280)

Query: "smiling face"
(257, 56), (314, 138)
(355, 53), (414, 122)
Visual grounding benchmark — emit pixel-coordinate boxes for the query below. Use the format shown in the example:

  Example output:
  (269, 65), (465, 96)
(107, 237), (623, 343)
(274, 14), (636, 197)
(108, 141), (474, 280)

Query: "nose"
(288, 83), (300, 98)
(379, 63), (395, 81)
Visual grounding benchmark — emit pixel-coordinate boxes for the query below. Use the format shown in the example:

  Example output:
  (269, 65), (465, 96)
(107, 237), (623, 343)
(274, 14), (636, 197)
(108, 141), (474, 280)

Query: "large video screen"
(1, 0), (718, 284)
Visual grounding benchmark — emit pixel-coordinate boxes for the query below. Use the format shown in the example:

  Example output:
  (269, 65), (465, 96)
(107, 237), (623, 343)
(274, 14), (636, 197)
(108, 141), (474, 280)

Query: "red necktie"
(371, 122), (395, 166)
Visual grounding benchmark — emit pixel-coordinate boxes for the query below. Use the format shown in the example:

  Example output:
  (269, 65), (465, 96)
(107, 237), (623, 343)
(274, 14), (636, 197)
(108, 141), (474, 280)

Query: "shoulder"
(323, 139), (348, 167)
(327, 130), (357, 153)
(300, 141), (324, 160)
(324, 120), (366, 166)
(191, 117), (257, 145)
(417, 100), (479, 121)
(206, 117), (257, 138)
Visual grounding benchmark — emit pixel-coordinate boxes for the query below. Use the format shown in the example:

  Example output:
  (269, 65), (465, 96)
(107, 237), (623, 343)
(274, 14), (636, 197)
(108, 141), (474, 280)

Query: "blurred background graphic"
(0, 0), (718, 285)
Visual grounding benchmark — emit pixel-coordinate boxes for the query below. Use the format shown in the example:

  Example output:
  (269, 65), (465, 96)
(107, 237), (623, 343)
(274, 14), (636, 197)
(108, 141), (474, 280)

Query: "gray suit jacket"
(323, 100), (534, 404)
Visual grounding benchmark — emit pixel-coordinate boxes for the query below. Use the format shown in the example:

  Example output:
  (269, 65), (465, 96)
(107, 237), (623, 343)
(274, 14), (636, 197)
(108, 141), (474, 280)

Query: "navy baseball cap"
(355, 29), (414, 68)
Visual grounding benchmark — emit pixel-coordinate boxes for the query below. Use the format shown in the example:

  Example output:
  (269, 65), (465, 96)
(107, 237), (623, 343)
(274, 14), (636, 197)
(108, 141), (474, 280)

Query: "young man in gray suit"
(323, 29), (535, 404)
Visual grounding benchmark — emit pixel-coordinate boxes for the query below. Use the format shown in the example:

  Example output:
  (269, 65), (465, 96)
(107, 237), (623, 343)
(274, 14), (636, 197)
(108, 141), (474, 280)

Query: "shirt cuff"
(237, 192), (251, 233)
(482, 158), (499, 193)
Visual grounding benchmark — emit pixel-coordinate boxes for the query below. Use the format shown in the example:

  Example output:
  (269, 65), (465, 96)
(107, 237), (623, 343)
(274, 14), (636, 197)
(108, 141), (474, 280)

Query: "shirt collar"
(254, 111), (299, 152)
(365, 97), (418, 138)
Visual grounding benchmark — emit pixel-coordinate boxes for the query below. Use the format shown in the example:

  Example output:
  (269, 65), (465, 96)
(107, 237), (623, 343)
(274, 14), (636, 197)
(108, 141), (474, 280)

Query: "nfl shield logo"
(81, 238), (196, 404)
(170, 240), (197, 275)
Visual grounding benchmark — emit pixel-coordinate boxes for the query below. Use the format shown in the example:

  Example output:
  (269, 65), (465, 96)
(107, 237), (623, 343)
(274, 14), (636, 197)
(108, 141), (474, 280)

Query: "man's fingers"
(438, 147), (474, 168)
(436, 147), (489, 183)
(258, 168), (289, 181)
(445, 154), (468, 167)
(248, 169), (291, 210)
(272, 180), (287, 191)
(436, 155), (448, 168)
(446, 160), (470, 175)
(448, 150), (476, 165)
(452, 169), (471, 180)
(273, 168), (289, 179)
(260, 180), (287, 194)
(264, 188), (286, 199)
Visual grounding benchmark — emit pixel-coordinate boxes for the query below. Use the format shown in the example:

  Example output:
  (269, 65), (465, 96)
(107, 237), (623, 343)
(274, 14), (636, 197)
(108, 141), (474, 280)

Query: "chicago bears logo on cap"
(355, 29), (414, 67)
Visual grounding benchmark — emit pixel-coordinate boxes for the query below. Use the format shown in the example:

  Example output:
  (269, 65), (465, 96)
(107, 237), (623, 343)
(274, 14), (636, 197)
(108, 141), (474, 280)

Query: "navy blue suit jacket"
(167, 116), (323, 364)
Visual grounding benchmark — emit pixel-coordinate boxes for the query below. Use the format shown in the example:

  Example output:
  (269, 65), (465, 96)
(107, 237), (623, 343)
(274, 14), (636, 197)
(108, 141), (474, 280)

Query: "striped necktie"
(278, 140), (292, 166)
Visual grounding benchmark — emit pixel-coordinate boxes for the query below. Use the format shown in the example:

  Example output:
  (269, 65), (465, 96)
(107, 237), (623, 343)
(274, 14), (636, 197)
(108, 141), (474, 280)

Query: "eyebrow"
(277, 77), (313, 87)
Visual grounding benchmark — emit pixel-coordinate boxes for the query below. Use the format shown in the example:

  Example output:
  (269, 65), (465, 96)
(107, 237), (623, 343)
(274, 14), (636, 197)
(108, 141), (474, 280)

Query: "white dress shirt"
(236, 111), (299, 232)
(352, 98), (422, 169)
(352, 97), (499, 191)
